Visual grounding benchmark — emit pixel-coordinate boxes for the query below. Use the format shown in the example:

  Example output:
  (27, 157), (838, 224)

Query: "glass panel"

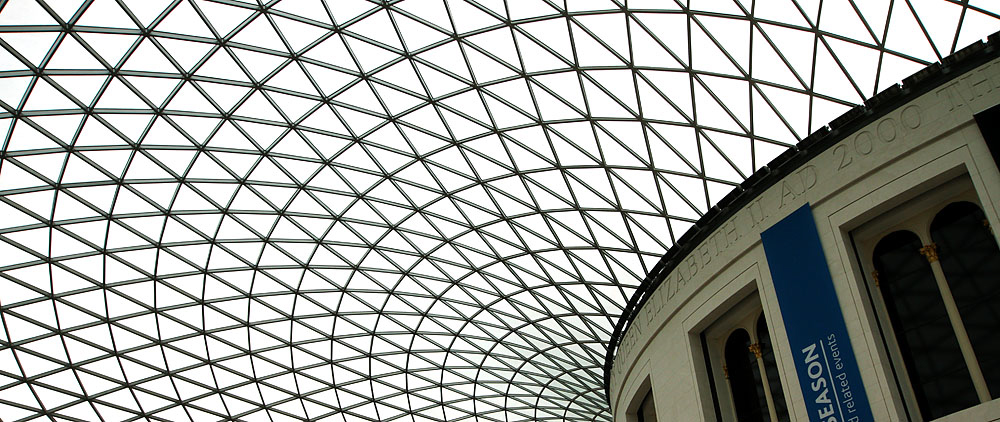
(873, 230), (978, 419)
(757, 313), (790, 422)
(1, 1), (999, 421)
(931, 201), (1000, 398)
(725, 329), (768, 422)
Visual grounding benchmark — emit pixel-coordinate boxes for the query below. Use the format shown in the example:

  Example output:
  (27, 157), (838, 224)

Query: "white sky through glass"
(0, 1), (997, 421)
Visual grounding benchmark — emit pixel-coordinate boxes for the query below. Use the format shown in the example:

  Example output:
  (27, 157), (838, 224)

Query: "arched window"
(873, 230), (978, 419)
(931, 202), (1000, 398)
(703, 296), (790, 421)
(725, 329), (766, 422)
(861, 196), (1000, 420)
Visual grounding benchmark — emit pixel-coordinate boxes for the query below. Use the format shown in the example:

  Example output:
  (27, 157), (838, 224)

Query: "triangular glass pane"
(155, 0), (213, 37)
(76, 0), (137, 29)
(3, 32), (59, 67)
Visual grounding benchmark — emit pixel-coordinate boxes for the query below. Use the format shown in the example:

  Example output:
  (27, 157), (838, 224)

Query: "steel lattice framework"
(0, 1), (996, 421)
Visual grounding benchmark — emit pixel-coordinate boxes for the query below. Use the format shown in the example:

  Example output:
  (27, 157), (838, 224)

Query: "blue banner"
(761, 204), (874, 422)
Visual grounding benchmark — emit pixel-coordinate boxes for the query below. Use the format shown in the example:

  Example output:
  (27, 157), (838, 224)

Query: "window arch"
(930, 201), (1000, 398)
(725, 329), (766, 422)
(706, 306), (791, 422)
(873, 230), (978, 419)
(857, 190), (1000, 421)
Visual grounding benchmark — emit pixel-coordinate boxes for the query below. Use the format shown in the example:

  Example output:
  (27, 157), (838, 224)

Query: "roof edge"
(603, 29), (1000, 404)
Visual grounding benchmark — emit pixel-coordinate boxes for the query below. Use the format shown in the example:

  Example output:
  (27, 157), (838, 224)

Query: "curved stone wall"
(606, 34), (1000, 422)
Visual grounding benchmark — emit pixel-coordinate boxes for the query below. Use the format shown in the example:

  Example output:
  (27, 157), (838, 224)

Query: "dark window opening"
(725, 329), (768, 422)
(931, 202), (1000, 398)
(756, 314), (790, 422)
(637, 391), (657, 422)
(874, 229), (979, 419)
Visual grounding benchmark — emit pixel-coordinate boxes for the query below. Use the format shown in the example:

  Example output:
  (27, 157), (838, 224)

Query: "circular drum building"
(607, 39), (1000, 422)
(0, 1), (998, 422)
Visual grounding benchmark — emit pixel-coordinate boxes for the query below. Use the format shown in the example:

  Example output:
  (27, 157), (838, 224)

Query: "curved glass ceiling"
(0, 1), (996, 421)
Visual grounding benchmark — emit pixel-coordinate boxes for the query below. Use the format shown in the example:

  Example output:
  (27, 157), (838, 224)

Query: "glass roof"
(0, 1), (996, 421)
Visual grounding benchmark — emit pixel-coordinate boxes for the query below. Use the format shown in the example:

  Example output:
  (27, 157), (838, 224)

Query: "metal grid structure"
(0, 1), (996, 421)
